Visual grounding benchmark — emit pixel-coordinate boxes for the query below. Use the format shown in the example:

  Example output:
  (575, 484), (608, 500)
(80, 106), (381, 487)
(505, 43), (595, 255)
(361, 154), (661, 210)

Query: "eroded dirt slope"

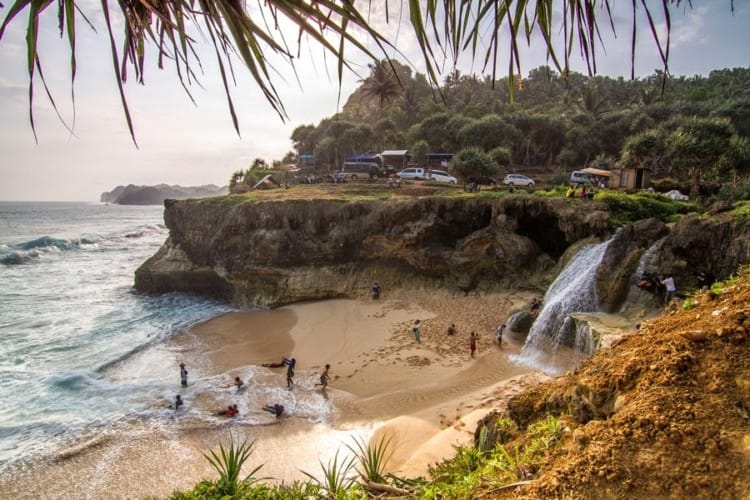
(485, 272), (750, 499)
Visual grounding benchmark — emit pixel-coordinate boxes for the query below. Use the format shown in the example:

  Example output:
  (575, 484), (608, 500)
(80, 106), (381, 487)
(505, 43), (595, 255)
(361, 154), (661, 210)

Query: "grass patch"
(730, 201), (750, 223)
(595, 190), (702, 227)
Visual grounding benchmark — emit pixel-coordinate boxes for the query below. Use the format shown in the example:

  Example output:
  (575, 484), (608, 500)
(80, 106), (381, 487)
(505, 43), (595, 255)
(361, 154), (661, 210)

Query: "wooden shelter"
(609, 167), (651, 189)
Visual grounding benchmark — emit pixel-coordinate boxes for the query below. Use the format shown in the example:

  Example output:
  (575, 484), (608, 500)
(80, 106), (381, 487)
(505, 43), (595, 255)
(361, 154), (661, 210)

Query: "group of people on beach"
(410, 319), (508, 358)
(171, 357), (332, 419)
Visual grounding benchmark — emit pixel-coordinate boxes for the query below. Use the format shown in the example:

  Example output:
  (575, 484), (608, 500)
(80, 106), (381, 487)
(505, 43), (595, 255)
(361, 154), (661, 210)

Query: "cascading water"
(511, 238), (613, 374)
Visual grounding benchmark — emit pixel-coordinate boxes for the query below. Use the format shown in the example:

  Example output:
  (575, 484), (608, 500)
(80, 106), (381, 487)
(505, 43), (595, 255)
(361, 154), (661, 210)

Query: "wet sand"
(0, 289), (549, 499)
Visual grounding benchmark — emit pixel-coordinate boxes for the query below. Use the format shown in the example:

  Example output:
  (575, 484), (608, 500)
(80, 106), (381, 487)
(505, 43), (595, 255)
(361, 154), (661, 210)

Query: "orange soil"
(489, 276), (750, 499)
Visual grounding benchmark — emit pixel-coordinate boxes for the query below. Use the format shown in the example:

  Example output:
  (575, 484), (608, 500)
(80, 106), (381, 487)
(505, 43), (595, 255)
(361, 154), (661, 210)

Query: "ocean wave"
(1, 224), (167, 266)
(19, 236), (76, 252)
(46, 371), (104, 391)
(0, 252), (36, 265)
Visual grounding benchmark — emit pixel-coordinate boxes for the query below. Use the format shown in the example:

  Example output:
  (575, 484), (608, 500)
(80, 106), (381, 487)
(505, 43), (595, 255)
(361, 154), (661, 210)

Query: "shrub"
(595, 190), (701, 226)
(202, 437), (264, 497)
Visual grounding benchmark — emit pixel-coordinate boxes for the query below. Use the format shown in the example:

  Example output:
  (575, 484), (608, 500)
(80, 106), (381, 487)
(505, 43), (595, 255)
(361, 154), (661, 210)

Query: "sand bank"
(0, 289), (548, 498)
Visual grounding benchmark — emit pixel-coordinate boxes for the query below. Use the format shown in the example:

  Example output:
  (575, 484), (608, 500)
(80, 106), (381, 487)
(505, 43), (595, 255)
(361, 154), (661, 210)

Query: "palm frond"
(0, 0), (720, 140)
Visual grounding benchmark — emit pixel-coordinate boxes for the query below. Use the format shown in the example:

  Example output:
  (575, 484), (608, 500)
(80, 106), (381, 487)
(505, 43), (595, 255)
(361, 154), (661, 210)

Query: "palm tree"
(1, 1), (720, 141)
(359, 61), (402, 109)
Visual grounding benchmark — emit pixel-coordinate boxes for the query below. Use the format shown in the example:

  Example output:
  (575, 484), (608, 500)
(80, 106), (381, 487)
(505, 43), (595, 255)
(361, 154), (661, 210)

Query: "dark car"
(340, 162), (381, 180)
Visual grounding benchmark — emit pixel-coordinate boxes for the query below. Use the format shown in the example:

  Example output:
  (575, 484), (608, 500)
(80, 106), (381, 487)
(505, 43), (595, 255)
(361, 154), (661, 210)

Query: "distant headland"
(99, 184), (228, 205)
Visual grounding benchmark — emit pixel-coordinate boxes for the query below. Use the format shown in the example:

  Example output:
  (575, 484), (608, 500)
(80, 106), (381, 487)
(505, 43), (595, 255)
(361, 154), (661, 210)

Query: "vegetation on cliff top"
(195, 183), (705, 229)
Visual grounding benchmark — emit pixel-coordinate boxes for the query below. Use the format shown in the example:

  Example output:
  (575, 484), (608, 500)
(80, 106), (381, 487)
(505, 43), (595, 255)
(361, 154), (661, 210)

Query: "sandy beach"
(0, 289), (549, 499)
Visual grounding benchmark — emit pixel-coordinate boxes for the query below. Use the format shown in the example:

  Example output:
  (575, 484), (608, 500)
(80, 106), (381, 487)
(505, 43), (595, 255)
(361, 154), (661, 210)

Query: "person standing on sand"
(283, 357), (296, 388)
(371, 282), (381, 300)
(316, 364), (331, 389)
(470, 332), (478, 358)
(496, 324), (505, 347)
(413, 320), (421, 343)
(179, 362), (188, 387)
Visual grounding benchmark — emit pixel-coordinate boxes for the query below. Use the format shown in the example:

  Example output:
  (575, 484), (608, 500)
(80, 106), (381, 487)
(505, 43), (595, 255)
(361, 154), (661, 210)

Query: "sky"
(0, 1), (749, 201)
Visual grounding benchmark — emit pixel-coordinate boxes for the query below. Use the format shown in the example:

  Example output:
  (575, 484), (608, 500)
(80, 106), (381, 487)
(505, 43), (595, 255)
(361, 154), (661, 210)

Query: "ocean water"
(0, 202), (245, 469)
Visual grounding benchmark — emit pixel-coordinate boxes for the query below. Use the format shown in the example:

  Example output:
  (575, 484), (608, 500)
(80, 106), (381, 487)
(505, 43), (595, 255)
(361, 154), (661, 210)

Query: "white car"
(426, 170), (458, 184)
(664, 190), (689, 201)
(503, 174), (535, 187)
(397, 167), (427, 180)
(397, 168), (457, 184)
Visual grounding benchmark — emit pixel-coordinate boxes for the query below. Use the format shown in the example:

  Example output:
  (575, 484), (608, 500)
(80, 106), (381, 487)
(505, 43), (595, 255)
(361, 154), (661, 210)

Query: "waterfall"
(511, 238), (612, 375)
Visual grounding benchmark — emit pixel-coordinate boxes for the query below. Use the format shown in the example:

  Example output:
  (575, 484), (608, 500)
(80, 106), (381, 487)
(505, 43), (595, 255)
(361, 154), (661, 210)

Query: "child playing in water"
(262, 403), (285, 418)
(315, 364), (331, 389)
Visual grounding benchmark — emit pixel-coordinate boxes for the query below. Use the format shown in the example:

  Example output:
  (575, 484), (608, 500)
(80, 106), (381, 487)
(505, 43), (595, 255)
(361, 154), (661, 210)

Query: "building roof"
(381, 149), (410, 156)
(581, 167), (612, 177)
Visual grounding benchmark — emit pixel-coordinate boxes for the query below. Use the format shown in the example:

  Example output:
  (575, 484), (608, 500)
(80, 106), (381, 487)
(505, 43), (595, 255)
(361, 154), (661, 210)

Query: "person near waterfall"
(496, 324), (505, 347)
(529, 297), (542, 317)
(659, 274), (676, 304)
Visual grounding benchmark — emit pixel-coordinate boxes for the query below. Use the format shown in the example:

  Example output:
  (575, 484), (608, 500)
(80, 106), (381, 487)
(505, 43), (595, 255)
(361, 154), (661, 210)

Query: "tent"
(581, 167), (612, 177)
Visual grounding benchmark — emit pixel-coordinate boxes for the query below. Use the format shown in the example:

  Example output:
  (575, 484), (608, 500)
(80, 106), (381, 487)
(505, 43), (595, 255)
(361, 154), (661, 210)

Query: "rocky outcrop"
(100, 184), (228, 205)
(135, 196), (610, 307)
(135, 195), (750, 311)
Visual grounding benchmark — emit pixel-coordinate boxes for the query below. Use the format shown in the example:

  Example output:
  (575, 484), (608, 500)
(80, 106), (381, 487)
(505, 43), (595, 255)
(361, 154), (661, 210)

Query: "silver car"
(427, 170), (458, 184)
(503, 174), (535, 187)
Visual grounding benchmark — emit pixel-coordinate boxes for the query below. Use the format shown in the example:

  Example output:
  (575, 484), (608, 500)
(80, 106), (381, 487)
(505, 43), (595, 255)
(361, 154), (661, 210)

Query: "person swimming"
(171, 394), (183, 410)
(262, 358), (286, 368)
(234, 376), (244, 390)
(216, 404), (239, 417)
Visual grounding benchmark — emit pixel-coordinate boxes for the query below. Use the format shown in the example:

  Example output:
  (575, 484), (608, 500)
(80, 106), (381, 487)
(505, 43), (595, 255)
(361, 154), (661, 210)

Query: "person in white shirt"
(659, 275), (676, 304)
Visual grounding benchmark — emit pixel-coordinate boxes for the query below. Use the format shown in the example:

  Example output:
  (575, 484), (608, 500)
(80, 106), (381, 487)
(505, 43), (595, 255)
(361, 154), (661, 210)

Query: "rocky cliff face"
(135, 196), (611, 307)
(134, 195), (750, 311)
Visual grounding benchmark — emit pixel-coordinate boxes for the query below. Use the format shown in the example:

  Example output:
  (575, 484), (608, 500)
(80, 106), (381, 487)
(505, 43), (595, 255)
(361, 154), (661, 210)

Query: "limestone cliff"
(134, 195), (750, 311)
(135, 195), (611, 308)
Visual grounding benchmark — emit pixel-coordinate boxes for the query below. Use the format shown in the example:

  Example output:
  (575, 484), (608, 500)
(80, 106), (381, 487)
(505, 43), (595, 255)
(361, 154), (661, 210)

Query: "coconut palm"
(359, 60), (402, 109)
(0, 1), (718, 141)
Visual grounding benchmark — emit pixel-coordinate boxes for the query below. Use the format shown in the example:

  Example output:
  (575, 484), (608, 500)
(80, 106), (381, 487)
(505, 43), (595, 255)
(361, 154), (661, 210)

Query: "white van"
(570, 171), (592, 184)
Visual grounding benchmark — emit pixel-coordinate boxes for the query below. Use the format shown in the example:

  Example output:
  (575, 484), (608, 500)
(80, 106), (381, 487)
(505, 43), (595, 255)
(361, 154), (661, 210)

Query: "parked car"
(503, 174), (535, 187)
(664, 189), (689, 201)
(397, 167), (427, 180)
(340, 162), (380, 180)
(426, 170), (458, 184)
(397, 168), (458, 184)
(570, 170), (592, 185)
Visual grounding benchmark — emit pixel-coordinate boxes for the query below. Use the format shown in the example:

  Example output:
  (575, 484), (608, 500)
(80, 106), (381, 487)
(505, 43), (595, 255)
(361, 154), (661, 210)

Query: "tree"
(291, 125), (317, 155)
(619, 129), (668, 174)
(667, 117), (736, 198)
(250, 158), (269, 170)
(457, 115), (520, 152)
(488, 147), (512, 169)
(410, 140), (429, 166)
(229, 170), (245, 189)
(450, 147), (498, 182)
(2, 1), (709, 142)
(359, 61), (402, 109)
